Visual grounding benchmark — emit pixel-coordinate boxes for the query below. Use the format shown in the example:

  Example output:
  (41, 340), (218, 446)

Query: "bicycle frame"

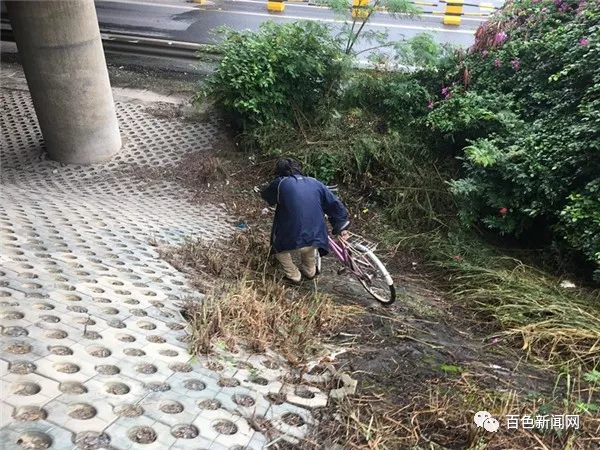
(327, 234), (394, 287)
(327, 235), (365, 277)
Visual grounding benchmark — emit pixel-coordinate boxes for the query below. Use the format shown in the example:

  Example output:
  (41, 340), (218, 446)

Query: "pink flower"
(576, 1), (587, 14)
(427, 101), (434, 109)
(579, 37), (589, 46)
(494, 58), (502, 67)
(500, 207), (508, 214)
(441, 87), (452, 99)
(482, 50), (488, 57)
(510, 59), (520, 71)
(493, 31), (507, 45)
(453, 255), (462, 260)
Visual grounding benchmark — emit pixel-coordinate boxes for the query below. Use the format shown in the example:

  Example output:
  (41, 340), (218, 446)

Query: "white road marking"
(99, 0), (198, 10)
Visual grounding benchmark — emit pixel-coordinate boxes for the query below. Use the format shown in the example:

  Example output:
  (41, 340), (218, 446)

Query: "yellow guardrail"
(351, 0), (370, 18)
(442, 0), (463, 25)
(437, 0), (498, 25)
(267, 0), (285, 11)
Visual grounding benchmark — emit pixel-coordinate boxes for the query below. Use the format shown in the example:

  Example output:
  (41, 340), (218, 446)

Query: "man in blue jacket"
(261, 157), (350, 284)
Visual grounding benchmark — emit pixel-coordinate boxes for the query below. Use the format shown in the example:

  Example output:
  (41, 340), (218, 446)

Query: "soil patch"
(127, 426), (157, 444)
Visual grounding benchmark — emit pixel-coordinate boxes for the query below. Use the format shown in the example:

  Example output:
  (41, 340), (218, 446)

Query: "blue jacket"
(261, 174), (350, 255)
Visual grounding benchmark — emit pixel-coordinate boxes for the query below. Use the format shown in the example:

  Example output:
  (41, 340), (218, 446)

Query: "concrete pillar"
(6, 0), (121, 164)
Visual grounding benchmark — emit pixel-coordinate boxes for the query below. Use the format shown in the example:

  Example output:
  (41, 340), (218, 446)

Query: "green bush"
(426, 90), (521, 150)
(195, 21), (346, 130)
(342, 73), (430, 126)
(437, 0), (600, 279)
(340, 34), (457, 128)
(558, 180), (600, 278)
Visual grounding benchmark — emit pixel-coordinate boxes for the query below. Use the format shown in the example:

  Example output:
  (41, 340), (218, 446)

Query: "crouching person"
(261, 157), (350, 284)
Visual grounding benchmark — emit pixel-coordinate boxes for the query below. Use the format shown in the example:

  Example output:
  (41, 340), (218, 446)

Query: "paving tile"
(0, 419), (72, 450)
(2, 372), (61, 407)
(0, 359), (9, 377)
(171, 434), (214, 449)
(0, 401), (15, 427)
(282, 384), (328, 409)
(0, 86), (323, 448)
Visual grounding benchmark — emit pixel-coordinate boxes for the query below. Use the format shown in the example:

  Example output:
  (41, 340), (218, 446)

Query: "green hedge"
(195, 22), (346, 131)
(427, 0), (600, 279)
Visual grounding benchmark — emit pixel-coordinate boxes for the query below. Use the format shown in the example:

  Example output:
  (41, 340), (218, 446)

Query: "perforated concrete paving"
(0, 74), (327, 449)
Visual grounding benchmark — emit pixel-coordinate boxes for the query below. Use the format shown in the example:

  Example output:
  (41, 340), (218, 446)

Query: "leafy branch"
(324, 0), (422, 54)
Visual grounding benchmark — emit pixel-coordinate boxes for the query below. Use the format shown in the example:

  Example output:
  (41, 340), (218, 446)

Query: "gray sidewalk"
(0, 65), (326, 450)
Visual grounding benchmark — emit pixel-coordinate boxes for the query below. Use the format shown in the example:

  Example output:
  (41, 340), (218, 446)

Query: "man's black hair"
(275, 157), (303, 177)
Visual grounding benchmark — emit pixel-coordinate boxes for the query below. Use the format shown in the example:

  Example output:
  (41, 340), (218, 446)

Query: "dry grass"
(162, 227), (358, 364)
(160, 230), (270, 281)
(438, 252), (600, 369)
(126, 152), (226, 191)
(183, 277), (352, 363)
(313, 372), (600, 450)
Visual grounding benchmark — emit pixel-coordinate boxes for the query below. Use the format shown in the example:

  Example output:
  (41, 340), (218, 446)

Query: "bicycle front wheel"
(350, 250), (395, 305)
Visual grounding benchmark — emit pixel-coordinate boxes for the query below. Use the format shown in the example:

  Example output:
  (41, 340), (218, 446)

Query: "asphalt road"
(95, 0), (503, 50)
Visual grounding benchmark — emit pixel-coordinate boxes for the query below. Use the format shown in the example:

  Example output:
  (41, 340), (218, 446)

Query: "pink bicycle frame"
(327, 235), (365, 277)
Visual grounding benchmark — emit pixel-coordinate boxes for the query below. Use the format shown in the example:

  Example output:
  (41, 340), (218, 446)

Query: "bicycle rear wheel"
(349, 250), (395, 305)
(315, 249), (322, 275)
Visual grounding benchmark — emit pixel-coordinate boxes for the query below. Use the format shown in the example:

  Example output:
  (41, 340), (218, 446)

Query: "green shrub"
(342, 73), (430, 126)
(426, 90), (521, 150)
(440, 0), (600, 279)
(195, 21), (347, 130)
(340, 34), (458, 127)
(558, 180), (600, 280)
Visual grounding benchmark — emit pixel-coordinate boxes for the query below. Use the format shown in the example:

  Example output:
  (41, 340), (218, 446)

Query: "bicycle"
(314, 229), (395, 305)
(316, 186), (395, 305)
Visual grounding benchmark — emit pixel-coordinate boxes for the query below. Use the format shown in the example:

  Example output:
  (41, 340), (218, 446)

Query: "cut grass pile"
(160, 228), (358, 364)
(315, 369), (600, 449)
(182, 277), (351, 364)
(430, 233), (600, 369)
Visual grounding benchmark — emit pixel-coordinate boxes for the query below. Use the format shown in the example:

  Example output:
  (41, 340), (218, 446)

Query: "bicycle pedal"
(337, 267), (347, 275)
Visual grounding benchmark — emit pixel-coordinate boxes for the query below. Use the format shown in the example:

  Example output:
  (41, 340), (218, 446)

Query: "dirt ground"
(106, 66), (596, 449)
